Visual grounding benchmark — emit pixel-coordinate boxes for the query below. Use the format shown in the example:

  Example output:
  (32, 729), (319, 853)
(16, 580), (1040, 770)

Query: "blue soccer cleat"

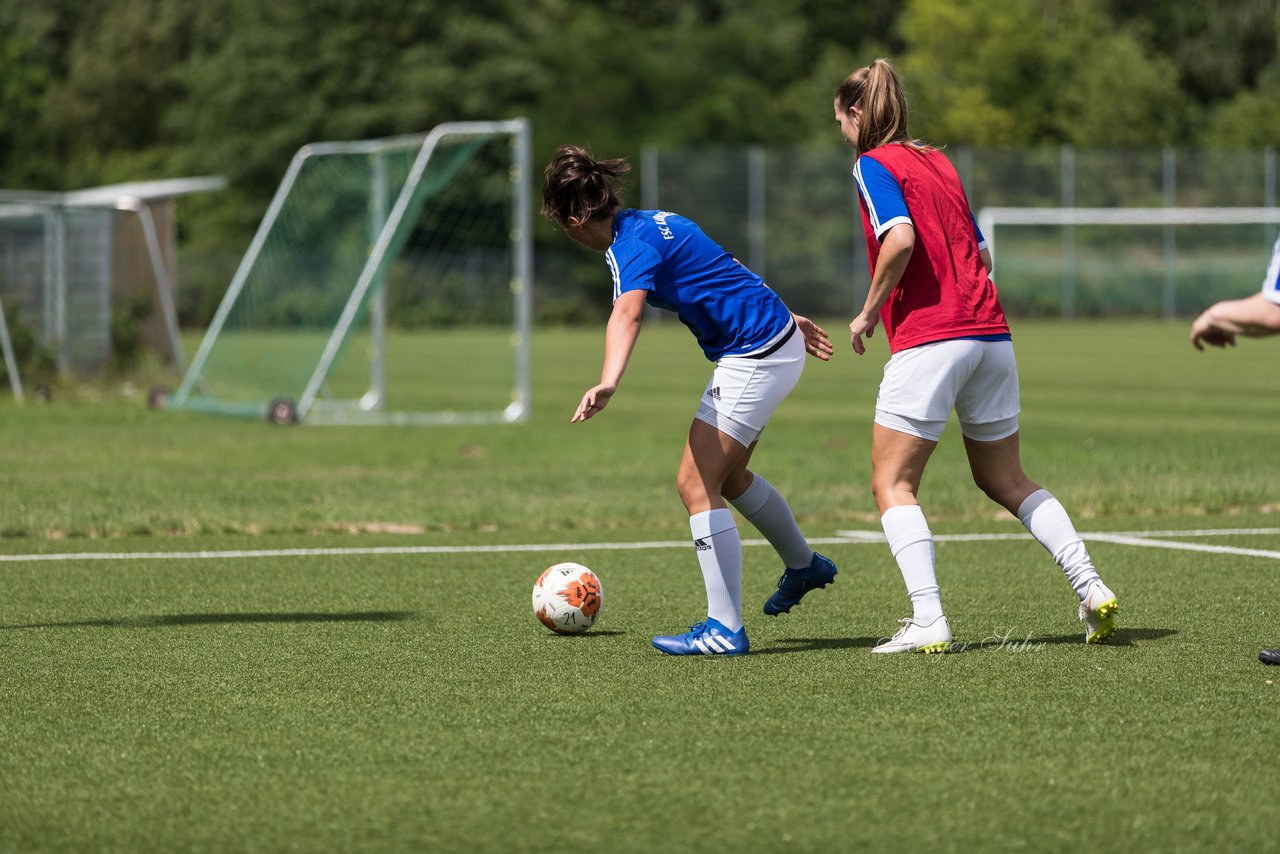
(763, 552), (838, 615)
(651, 617), (749, 656)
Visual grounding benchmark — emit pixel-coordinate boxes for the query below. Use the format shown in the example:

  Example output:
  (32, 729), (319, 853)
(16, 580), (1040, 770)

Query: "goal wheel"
(146, 385), (170, 409)
(267, 396), (298, 425)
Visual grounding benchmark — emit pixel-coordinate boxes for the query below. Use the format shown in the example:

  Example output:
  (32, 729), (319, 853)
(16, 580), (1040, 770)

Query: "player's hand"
(849, 311), (878, 356)
(1189, 310), (1236, 351)
(571, 384), (617, 422)
(793, 314), (833, 361)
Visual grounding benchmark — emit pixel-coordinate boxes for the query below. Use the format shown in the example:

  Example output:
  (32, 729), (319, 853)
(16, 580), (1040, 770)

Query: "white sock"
(881, 504), (942, 623)
(728, 474), (814, 570)
(1017, 489), (1102, 598)
(690, 508), (743, 632)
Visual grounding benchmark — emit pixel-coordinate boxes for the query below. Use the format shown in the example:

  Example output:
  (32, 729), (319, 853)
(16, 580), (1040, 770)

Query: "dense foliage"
(1, 0), (1277, 323)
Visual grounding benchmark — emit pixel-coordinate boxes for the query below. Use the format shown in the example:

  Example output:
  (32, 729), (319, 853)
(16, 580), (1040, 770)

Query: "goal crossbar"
(978, 206), (1280, 256)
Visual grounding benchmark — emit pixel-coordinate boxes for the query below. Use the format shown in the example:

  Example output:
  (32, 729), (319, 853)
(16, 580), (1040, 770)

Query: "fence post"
(640, 145), (666, 322)
(641, 145), (659, 211)
(957, 145), (973, 197)
(1061, 144), (1076, 320)
(1162, 145), (1177, 319)
(747, 146), (766, 279)
(49, 207), (68, 374)
(1267, 147), (1277, 209)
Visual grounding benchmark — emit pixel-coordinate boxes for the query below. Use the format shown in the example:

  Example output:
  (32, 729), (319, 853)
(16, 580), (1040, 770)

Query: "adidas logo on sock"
(694, 538), (712, 552)
(707, 387), (721, 401)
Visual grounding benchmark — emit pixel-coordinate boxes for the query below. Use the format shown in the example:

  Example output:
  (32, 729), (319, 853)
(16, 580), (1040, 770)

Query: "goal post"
(168, 118), (533, 425)
(976, 206), (1280, 318)
(0, 296), (22, 402)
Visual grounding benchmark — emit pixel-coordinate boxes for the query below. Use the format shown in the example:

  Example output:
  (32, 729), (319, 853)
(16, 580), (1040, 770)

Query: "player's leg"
(651, 420), (753, 656)
(957, 340), (1117, 643)
(702, 329), (836, 617)
(723, 444), (837, 616)
(965, 433), (1118, 643)
(869, 422), (953, 653)
(868, 341), (977, 654)
(723, 443), (811, 569)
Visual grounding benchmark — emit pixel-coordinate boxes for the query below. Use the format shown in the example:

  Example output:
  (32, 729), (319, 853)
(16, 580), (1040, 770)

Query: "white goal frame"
(978, 206), (1280, 255)
(170, 118), (533, 425)
(976, 206), (1280, 318)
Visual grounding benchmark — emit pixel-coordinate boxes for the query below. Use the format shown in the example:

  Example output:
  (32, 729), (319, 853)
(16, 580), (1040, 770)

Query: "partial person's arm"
(849, 222), (915, 355)
(971, 211), (994, 276)
(1189, 293), (1280, 351)
(572, 289), (647, 421)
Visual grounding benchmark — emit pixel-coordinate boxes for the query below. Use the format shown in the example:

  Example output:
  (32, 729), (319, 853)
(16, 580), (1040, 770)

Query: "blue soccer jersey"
(605, 209), (793, 360)
(1263, 231), (1280, 305)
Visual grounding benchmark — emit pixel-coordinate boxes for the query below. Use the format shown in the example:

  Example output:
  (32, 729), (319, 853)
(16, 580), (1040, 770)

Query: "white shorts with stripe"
(874, 338), (1020, 443)
(694, 324), (805, 447)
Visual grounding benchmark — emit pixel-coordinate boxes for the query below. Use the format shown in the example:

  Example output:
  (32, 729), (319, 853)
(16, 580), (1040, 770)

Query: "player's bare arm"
(850, 222), (914, 355)
(1190, 293), (1280, 351)
(572, 289), (646, 422)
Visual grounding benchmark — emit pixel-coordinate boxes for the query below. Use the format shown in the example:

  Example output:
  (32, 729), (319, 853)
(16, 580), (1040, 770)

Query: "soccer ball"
(532, 562), (603, 634)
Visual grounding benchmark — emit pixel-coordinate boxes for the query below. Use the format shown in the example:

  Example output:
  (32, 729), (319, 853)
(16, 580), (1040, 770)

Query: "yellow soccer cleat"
(1079, 581), (1119, 644)
(871, 615), (953, 654)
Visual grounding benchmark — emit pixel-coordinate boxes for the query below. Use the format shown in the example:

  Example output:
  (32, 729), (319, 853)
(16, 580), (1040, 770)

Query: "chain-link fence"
(630, 145), (1279, 319)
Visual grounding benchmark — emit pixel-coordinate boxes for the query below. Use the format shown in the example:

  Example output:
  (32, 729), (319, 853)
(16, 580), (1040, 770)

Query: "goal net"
(168, 119), (532, 424)
(976, 206), (1280, 318)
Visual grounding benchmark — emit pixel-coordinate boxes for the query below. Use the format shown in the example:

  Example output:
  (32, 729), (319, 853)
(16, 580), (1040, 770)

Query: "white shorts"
(694, 324), (805, 447)
(874, 338), (1020, 443)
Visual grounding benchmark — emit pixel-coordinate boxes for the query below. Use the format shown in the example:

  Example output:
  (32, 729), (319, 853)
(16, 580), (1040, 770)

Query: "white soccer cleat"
(1079, 581), (1119, 644)
(871, 615), (952, 654)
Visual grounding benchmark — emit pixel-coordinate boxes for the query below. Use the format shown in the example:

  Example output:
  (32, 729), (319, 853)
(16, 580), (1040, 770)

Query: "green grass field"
(1, 320), (1278, 852)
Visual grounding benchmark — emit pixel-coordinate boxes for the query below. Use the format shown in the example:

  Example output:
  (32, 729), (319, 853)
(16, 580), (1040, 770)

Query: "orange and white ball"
(532, 562), (603, 634)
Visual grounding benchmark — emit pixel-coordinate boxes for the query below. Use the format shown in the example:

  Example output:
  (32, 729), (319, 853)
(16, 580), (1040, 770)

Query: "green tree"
(897, 0), (1186, 146)
(1107, 0), (1280, 104)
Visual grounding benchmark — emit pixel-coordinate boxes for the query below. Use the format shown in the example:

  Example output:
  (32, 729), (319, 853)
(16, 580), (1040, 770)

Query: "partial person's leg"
(675, 419), (753, 631)
(723, 448), (838, 616)
(963, 431), (1118, 642)
(723, 446), (814, 570)
(652, 420), (753, 655)
(869, 423), (952, 653)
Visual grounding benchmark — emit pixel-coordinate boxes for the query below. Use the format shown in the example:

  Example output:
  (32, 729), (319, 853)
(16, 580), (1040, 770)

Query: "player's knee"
(676, 467), (710, 510)
(871, 474), (912, 509)
(971, 469), (1000, 499)
(973, 469), (1032, 511)
(720, 469), (752, 500)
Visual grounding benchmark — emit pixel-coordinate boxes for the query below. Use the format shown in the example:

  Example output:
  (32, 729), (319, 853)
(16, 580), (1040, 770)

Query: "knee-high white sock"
(728, 474), (814, 569)
(691, 508), (743, 631)
(1017, 489), (1101, 598)
(881, 504), (942, 623)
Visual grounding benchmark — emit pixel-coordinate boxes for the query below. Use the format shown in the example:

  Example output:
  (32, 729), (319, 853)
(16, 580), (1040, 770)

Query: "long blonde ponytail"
(835, 58), (924, 154)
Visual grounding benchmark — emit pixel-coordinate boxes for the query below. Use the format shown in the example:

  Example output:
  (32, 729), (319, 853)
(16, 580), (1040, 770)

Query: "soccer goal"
(976, 206), (1280, 318)
(0, 297), (21, 401)
(168, 118), (533, 425)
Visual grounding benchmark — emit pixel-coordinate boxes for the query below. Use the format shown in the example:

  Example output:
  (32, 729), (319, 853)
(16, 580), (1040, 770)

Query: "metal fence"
(637, 145), (1280, 319)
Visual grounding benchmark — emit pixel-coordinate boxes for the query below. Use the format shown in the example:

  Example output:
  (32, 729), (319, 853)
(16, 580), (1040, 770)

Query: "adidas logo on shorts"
(707, 387), (721, 401)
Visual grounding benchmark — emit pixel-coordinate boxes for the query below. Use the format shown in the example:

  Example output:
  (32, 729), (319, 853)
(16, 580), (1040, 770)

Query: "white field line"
(1083, 533), (1280, 560)
(836, 527), (1280, 542)
(1, 528), (1280, 564)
